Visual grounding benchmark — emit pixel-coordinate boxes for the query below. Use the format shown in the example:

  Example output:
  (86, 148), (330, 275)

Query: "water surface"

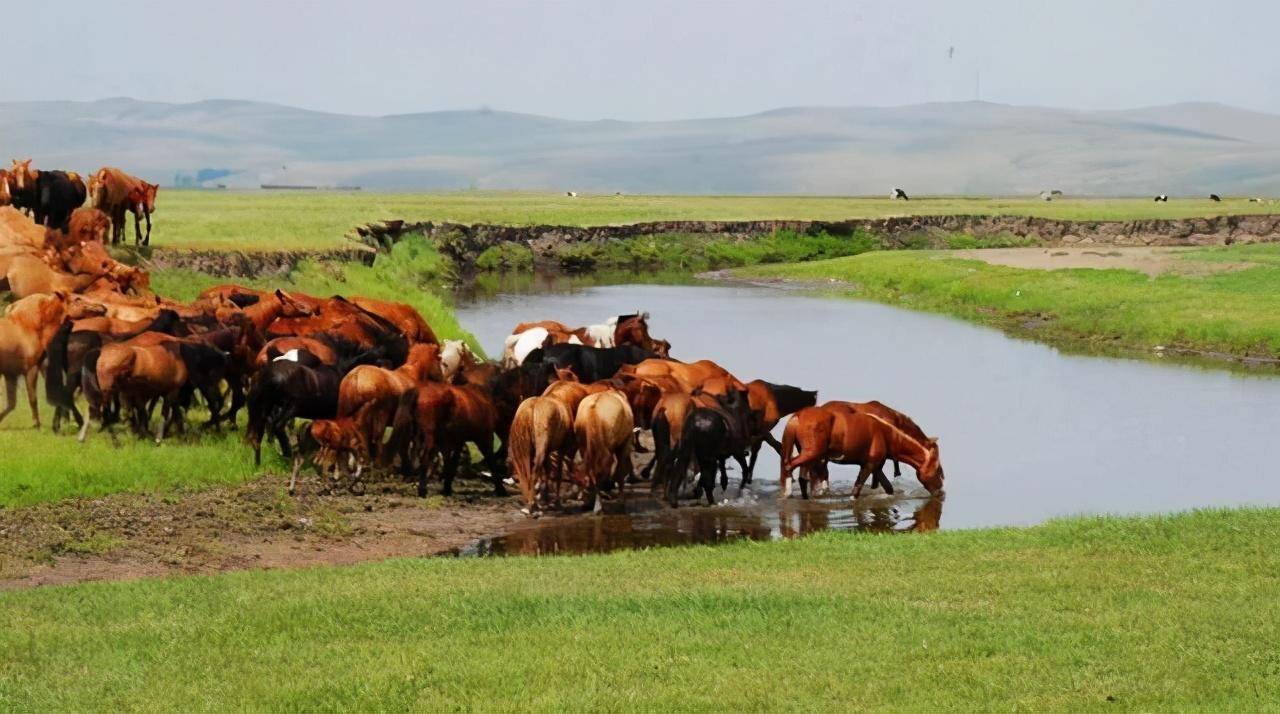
(454, 281), (1280, 553)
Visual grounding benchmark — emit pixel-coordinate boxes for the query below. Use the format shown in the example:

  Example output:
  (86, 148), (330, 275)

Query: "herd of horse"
(1, 160), (158, 244)
(0, 189), (944, 514)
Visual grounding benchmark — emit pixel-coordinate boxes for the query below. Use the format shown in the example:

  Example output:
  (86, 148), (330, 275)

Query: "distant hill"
(3, 98), (1278, 195)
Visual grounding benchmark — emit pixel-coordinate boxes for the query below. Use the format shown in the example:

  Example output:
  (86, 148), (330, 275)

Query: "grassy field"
(2, 507), (1277, 710)
(734, 243), (1280, 360)
(151, 190), (1277, 251)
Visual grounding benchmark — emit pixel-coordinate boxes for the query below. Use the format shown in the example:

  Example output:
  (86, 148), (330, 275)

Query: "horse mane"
(861, 412), (935, 455)
(760, 381), (818, 415)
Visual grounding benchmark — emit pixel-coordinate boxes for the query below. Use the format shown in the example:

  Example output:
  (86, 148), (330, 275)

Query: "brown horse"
(3, 253), (113, 299)
(0, 169), (10, 206)
(822, 400), (934, 479)
(574, 390), (635, 511)
(741, 380), (818, 483)
(66, 207), (111, 245)
(391, 381), (506, 497)
(83, 336), (189, 442)
(335, 342), (441, 462)
(349, 296), (437, 345)
(0, 293), (103, 426)
(626, 358), (742, 394)
(8, 160), (35, 215)
(613, 313), (671, 357)
(779, 405), (943, 500)
(507, 395), (575, 512)
(254, 336), (341, 369)
(90, 167), (158, 245)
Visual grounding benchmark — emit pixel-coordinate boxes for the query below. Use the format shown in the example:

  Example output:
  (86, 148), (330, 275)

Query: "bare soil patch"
(950, 246), (1251, 277)
(0, 474), (526, 590)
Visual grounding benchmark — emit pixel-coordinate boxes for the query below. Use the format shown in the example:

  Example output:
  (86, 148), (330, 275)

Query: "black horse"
(34, 170), (87, 231)
(245, 349), (342, 466)
(524, 343), (655, 383)
(664, 389), (754, 506)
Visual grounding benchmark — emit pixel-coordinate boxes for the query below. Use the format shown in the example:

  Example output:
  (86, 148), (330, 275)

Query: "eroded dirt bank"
(0, 475), (525, 589)
(350, 213), (1280, 267)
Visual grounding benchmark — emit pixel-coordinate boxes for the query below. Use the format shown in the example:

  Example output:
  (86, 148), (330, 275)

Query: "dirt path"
(949, 246), (1250, 276)
(0, 475), (528, 590)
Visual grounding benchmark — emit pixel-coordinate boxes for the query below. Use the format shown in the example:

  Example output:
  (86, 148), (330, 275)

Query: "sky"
(6, 0), (1279, 120)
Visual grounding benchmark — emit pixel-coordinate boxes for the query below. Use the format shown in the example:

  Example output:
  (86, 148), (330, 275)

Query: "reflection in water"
(457, 493), (944, 557)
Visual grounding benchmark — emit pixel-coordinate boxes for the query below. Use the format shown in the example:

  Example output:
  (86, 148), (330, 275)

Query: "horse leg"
(701, 457), (718, 506)
(798, 464), (811, 499)
(718, 458), (729, 493)
(479, 441), (508, 497)
(734, 451), (751, 490)
(144, 210), (152, 246)
(134, 210), (143, 246)
(440, 447), (463, 497)
(873, 466), (894, 495)
(24, 366), (39, 428)
(0, 374), (17, 425)
(852, 464), (875, 500)
(744, 438), (763, 486)
(893, 459), (903, 478)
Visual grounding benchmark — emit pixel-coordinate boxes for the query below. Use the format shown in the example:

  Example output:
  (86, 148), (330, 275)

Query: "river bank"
(727, 243), (1280, 366)
(3, 507), (1277, 710)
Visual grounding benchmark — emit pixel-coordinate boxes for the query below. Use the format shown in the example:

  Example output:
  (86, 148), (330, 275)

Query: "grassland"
(734, 243), (1280, 361)
(2, 507), (1278, 710)
(153, 190), (1277, 251)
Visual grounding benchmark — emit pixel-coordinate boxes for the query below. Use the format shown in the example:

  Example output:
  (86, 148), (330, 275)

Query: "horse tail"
(507, 402), (538, 507)
(43, 320), (73, 407)
(81, 348), (103, 419)
(779, 416), (799, 485)
(666, 415), (699, 505)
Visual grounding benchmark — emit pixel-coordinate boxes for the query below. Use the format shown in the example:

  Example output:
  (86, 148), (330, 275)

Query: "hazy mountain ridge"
(1, 98), (1277, 195)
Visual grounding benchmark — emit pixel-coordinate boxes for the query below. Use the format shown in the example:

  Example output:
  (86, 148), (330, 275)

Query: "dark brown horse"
(388, 381), (506, 497)
(90, 167), (158, 245)
(742, 380), (818, 484)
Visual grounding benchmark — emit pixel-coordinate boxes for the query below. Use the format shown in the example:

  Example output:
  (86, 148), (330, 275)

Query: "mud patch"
(0, 474), (524, 589)
(951, 246), (1253, 277)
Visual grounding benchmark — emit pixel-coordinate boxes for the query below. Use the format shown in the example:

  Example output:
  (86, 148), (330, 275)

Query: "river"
(451, 279), (1280, 554)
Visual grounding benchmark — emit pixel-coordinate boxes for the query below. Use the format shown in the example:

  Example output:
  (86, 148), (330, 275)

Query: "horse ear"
(928, 437), (939, 446)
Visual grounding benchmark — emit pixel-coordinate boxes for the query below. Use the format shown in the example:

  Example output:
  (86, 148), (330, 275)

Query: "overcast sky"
(7, 0), (1278, 120)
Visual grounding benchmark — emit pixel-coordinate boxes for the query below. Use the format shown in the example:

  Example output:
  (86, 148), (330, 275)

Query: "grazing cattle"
(891, 187), (909, 200)
(1154, 194), (1169, 202)
(573, 390), (634, 511)
(525, 343), (656, 383)
(1210, 194), (1222, 202)
(90, 167), (158, 245)
(779, 405), (943, 500)
(507, 395), (574, 512)
(0, 293), (103, 427)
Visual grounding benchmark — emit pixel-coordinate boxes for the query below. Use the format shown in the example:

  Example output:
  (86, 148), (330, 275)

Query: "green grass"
(735, 244), (1280, 359)
(0, 401), (282, 508)
(150, 191), (1278, 251)
(1, 507), (1277, 710)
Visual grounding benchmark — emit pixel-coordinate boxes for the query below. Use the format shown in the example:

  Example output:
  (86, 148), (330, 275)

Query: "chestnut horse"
(742, 380), (818, 484)
(573, 390), (635, 512)
(507, 395), (575, 512)
(388, 381), (506, 497)
(334, 342), (442, 463)
(80, 336), (189, 443)
(0, 169), (10, 206)
(779, 405), (943, 500)
(625, 358), (743, 393)
(0, 293), (103, 427)
(348, 296), (437, 345)
(8, 160), (36, 216)
(90, 168), (158, 245)
(822, 400), (934, 480)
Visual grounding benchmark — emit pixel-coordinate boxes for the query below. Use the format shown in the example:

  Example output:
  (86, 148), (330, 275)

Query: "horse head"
(10, 159), (32, 190)
(141, 182), (159, 213)
(274, 289), (315, 317)
(917, 437), (944, 493)
(555, 366), (579, 383)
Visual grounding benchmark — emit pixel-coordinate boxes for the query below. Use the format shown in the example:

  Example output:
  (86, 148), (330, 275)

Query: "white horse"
(440, 340), (475, 380)
(502, 327), (582, 367)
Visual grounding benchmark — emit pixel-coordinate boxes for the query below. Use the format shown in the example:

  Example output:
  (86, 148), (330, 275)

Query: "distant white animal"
(890, 187), (909, 201)
(1154, 194), (1169, 202)
(440, 340), (474, 380)
(566, 191), (579, 198)
(1250, 197), (1266, 203)
(1039, 191), (1054, 202)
